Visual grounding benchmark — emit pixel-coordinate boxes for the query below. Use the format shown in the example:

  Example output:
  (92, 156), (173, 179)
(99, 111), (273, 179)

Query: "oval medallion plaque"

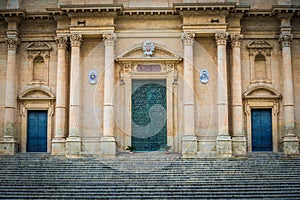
(88, 69), (98, 85)
(200, 69), (209, 84)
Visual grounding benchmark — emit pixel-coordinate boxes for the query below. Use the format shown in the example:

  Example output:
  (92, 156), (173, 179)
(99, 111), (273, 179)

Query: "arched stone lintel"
(116, 42), (182, 60)
(243, 84), (281, 99)
(18, 86), (56, 100)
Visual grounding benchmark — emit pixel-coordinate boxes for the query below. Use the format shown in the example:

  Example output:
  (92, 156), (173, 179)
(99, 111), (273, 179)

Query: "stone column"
(279, 33), (299, 154)
(215, 32), (232, 158)
(181, 32), (197, 158)
(230, 33), (246, 156)
(0, 37), (19, 155)
(100, 33), (117, 158)
(52, 36), (68, 155)
(66, 34), (82, 157)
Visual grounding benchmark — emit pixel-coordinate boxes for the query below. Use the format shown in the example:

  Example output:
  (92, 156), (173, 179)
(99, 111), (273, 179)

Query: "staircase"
(0, 152), (300, 199)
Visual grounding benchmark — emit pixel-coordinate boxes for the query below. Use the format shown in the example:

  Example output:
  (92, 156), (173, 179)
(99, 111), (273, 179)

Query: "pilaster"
(279, 31), (299, 155)
(230, 33), (246, 156)
(52, 36), (68, 155)
(181, 32), (197, 158)
(0, 36), (19, 155)
(215, 32), (232, 158)
(66, 34), (82, 158)
(100, 33), (117, 158)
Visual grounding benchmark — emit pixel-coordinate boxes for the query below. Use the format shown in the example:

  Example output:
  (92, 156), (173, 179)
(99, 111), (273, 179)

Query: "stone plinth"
(216, 135), (232, 158)
(232, 136), (247, 156)
(182, 136), (197, 158)
(100, 136), (116, 158)
(283, 135), (299, 155)
(0, 136), (18, 155)
(51, 138), (66, 155)
(66, 137), (81, 158)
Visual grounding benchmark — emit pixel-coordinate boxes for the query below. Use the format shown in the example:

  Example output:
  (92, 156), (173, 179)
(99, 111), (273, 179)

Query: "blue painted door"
(251, 109), (272, 151)
(27, 111), (47, 152)
(131, 79), (167, 151)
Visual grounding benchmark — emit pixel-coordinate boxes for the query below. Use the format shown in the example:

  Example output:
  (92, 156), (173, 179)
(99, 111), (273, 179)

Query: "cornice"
(59, 4), (123, 13)
(173, 3), (236, 12)
(0, 9), (26, 18)
(272, 5), (299, 14)
(122, 8), (176, 16)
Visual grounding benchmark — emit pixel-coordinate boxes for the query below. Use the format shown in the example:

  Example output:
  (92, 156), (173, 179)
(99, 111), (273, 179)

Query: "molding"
(243, 84), (281, 99)
(116, 42), (182, 62)
(18, 85), (56, 100)
(26, 41), (52, 51)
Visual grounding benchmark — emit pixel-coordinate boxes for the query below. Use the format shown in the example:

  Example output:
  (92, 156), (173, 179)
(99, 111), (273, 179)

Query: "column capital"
(103, 33), (116, 47)
(215, 32), (228, 46)
(230, 33), (243, 48)
(56, 36), (68, 50)
(279, 33), (293, 47)
(181, 32), (195, 46)
(70, 34), (82, 47)
(6, 37), (19, 51)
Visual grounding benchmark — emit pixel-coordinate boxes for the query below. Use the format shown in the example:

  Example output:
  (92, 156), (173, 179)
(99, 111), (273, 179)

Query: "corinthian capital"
(181, 32), (195, 46)
(103, 33), (116, 47)
(56, 36), (68, 49)
(215, 32), (228, 46)
(6, 37), (19, 51)
(279, 34), (293, 47)
(70, 34), (82, 47)
(230, 33), (242, 47)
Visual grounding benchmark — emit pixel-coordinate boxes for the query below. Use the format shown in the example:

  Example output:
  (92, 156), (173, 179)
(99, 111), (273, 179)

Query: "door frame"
(245, 101), (279, 152)
(118, 61), (179, 152)
(18, 87), (55, 153)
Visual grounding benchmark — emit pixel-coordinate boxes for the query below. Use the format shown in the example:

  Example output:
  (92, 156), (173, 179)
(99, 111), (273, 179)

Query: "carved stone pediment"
(247, 40), (272, 49)
(18, 85), (55, 100)
(243, 84), (281, 99)
(27, 41), (52, 51)
(116, 42), (182, 61)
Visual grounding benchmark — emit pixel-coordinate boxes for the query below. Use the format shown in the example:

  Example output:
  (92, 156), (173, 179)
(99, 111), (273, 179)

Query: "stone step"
(0, 153), (299, 199)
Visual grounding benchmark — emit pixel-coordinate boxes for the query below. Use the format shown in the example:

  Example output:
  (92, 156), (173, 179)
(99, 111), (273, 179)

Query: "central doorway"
(131, 79), (167, 151)
(27, 110), (48, 152)
(251, 109), (273, 151)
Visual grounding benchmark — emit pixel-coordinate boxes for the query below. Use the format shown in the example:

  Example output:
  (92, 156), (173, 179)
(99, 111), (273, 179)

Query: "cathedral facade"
(0, 0), (299, 158)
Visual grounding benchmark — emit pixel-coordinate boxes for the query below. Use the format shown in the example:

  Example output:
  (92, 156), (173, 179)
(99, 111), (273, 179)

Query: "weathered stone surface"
(0, 0), (299, 158)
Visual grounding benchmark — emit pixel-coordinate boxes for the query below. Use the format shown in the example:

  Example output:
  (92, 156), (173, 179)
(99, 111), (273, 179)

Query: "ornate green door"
(131, 79), (167, 151)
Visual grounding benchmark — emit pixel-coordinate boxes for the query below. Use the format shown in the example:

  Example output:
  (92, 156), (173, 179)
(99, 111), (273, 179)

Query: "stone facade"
(0, 0), (299, 158)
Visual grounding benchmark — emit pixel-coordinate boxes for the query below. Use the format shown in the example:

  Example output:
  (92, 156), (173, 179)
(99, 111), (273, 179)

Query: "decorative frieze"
(215, 32), (227, 46)
(181, 32), (195, 46)
(279, 34), (292, 48)
(70, 34), (82, 47)
(6, 38), (19, 51)
(103, 33), (116, 47)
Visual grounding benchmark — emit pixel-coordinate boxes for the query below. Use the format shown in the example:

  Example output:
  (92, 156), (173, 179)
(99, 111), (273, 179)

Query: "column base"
(283, 134), (299, 155)
(100, 136), (116, 158)
(51, 138), (66, 156)
(65, 137), (81, 158)
(0, 136), (18, 155)
(182, 135), (197, 158)
(232, 136), (247, 157)
(216, 135), (232, 158)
